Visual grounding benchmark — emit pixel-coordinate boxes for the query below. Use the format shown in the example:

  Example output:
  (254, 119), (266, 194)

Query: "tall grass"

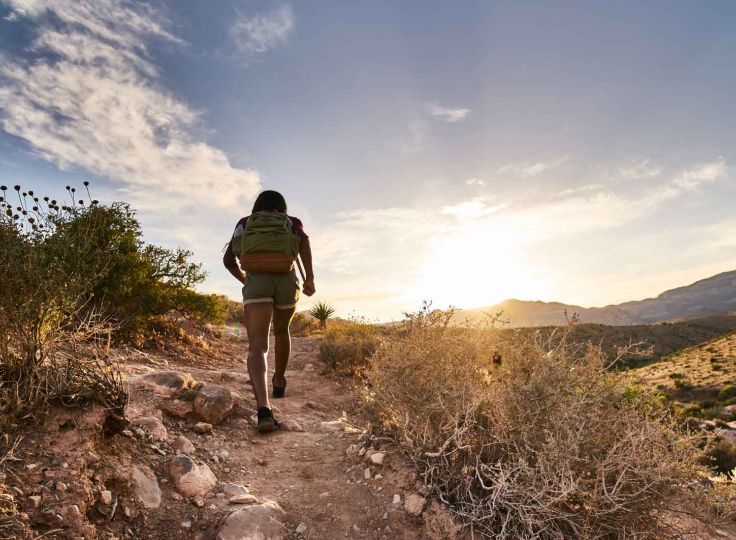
(358, 306), (721, 538)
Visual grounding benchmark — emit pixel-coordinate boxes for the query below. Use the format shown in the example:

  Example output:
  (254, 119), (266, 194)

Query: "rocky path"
(117, 335), (450, 540)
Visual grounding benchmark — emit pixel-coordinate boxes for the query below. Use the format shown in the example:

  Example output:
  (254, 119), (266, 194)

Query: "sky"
(1, 0), (735, 321)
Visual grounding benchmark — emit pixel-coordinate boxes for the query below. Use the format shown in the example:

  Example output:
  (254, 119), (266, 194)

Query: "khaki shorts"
(242, 271), (300, 310)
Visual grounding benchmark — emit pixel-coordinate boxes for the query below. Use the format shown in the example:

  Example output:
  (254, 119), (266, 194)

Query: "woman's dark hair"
(252, 190), (287, 213)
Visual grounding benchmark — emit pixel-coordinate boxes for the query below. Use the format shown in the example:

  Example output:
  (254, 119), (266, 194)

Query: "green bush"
(707, 439), (736, 475)
(719, 385), (736, 401)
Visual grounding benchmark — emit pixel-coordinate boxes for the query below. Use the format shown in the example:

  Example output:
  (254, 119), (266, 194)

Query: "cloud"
(619, 158), (661, 180)
(466, 178), (485, 187)
(0, 0), (260, 210)
(441, 198), (506, 221)
(673, 159), (726, 189)
(498, 156), (568, 178)
(426, 102), (471, 123)
(230, 5), (294, 55)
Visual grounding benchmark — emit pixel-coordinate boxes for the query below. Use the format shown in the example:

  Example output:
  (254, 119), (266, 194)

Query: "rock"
(222, 483), (249, 497)
(296, 522), (308, 535)
(193, 495), (205, 508)
(319, 491), (329, 499)
(162, 399), (194, 419)
(404, 493), (426, 516)
(168, 455), (217, 497)
(28, 495), (42, 509)
(229, 494), (258, 504)
(346, 445), (359, 456)
(217, 501), (287, 540)
(303, 363), (314, 371)
(319, 420), (344, 432)
(726, 421), (736, 430)
(193, 422), (213, 434)
(171, 492), (183, 501)
(364, 468), (371, 480)
(392, 494), (401, 504)
(131, 465), (161, 509)
(306, 401), (318, 409)
(173, 435), (196, 454)
(194, 385), (234, 424)
(280, 419), (303, 432)
(370, 452), (385, 466)
(182, 520), (192, 529)
(137, 371), (196, 397)
(358, 447), (367, 457)
(132, 416), (169, 441)
(375, 474), (383, 480)
(55, 482), (67, 492)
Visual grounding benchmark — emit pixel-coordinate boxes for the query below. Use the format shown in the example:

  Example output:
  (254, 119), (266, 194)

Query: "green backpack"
(231, 212), (301, 273)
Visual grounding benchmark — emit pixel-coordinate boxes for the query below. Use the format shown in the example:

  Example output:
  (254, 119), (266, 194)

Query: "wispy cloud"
(441, 198), (506, 221)
(427, 102), (471, 123)
(230, 5), (295, 55)
(498, 156), (568, 178)
(0, 0), (260, 210)
(619, 158), (661, 180)
(673, 158), (726, 189)
(466, 178), (486, 187)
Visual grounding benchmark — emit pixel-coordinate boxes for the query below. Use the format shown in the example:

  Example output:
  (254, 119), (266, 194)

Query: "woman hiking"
(223, 190), (315, 432)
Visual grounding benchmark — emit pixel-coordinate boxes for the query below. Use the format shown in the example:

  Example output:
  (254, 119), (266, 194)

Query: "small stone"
(346, 445), (359, 456)
(100, 490), (113, 505)
(280, 419), (303, 432)
(375, 474), (383, 480)
(218, 449), (230, 459)
(370, 452), (385, 466)
(296, 522), (308, 534)
(171, 492), (183, 501)
(353, 524), (361, 532)
(306, 401), (318, 409)
(132, 416), (169, 441)
(28, 495), (42, 509)
(56, 482), (68, 492)
(358, 447), (367, 457)
(193, 422), (213, 434)
(222, 483), (249, 497)
(162, 399), (194, 419)
(229, 494), (258, 504)
(193, 495), (205, 508)
(25, 464), (38, 471)
(382, 512), (388, 520)
(131, 465), (162, 509)
(181, 520), (192, 529)
(404, 493), (426, 516)
(392, 494), (401, 504)
(193, 384), (234, 424)
(319, 491), (330, 498)
(320, 420), (343, 432)
(364, 468), (371, 480)
(173, 435), (196, 454)
(168, 455), (217, 497)
(122, 429), (134, 438)
(303, 363), (314, 371)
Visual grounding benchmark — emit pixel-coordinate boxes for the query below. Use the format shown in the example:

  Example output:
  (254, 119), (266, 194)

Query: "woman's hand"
(303, 279), (316, 297)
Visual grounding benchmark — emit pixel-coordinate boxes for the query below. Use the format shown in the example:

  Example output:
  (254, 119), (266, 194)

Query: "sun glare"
(409, 221), (554, 310)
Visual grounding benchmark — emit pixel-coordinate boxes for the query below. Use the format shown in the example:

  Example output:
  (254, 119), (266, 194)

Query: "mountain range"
(456, 269), (736, 327)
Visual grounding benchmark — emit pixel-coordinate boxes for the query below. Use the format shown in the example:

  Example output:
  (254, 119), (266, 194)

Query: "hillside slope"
(456, 269), (736, 327)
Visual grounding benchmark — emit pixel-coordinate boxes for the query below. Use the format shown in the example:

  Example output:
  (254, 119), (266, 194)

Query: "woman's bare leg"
(244, 302), (273, 409)
(272, 307), (296, 388)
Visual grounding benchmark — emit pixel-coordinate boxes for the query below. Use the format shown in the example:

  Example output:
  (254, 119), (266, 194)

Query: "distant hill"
(456, 270), (736, 327)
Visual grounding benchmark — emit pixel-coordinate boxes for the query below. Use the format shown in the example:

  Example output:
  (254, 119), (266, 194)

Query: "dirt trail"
(122, 334), (432, 539)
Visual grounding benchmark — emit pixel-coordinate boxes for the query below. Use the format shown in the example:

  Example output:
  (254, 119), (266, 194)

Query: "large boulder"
(130, 465), (161, 509)
(194, 385), (234, 424)
(162, 399), (194, 419)
(136, 371), (196, 398)
(217, 501), (287, 540)
(168, 455), (217, 497)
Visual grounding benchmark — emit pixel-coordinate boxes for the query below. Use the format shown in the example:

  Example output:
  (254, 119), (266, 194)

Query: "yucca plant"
(308, 301), (336, 329)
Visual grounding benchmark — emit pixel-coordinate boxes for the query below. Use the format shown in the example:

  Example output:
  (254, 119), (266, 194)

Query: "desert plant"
(319, 319), (384, 375)
(291, 312), (319, 337)
(308, 301), (336, 328)
(362, 305), (713, 538)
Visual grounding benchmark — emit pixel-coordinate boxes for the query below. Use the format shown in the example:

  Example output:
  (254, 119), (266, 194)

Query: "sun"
(408, 220), (553, 310)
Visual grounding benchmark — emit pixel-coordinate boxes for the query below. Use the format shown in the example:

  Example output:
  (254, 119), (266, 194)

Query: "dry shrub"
(0, 437), (29, 540)
(319, 319), (385, 375)
(364, 307), (713, 539)
(291, 312), (320, 337)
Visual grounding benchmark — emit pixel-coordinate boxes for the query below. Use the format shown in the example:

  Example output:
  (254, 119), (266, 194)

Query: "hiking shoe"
(272, 375), (287, 398)
(257, 407), (279, 433)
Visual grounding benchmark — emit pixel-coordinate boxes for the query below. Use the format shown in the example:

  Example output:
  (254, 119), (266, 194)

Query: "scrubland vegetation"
(320, 306), (736, 538)
(0, 184), (229, 433)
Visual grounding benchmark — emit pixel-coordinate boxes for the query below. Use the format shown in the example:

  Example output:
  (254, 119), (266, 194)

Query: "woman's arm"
(223, 241), (246, 284)
(299, 238), (316, 296)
